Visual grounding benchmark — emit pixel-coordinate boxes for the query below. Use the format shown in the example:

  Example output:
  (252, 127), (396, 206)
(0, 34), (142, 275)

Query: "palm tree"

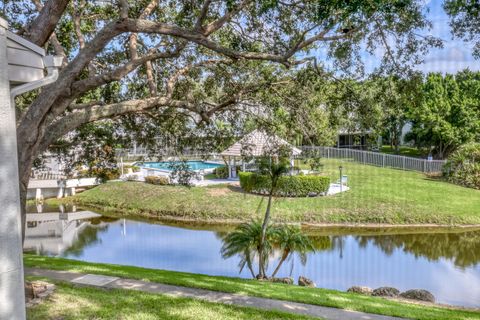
(221, 221), (275, 278)
(270, 225), (315, 278)
(256, 155), (290, 278)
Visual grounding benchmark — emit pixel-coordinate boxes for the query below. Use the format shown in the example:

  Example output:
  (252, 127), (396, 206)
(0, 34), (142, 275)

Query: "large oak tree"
(1, 0), (437, 227)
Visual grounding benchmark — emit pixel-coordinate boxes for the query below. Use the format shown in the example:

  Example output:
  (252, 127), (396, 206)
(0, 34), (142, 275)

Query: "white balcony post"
(0, 17), (27, 320)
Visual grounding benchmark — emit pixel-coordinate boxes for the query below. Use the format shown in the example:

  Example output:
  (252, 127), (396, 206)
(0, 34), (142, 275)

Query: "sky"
(417, 0), (479, 74)
(310, 0), (479, 76)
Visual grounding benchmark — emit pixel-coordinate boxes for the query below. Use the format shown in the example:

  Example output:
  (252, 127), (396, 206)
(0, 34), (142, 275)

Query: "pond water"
(24, 205), (480, 308)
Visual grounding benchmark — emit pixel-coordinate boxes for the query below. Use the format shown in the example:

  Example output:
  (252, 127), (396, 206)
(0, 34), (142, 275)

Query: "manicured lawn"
(24, 255), (480, 320)
(58, 159), (480, 225)
(26, 281), (315, 320)
(380, 146), (428, 158)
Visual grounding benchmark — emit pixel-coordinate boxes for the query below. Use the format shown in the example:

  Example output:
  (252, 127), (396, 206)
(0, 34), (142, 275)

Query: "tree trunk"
(247, 261), (256, 279)
(271, 250), (289, 278)
(17, 145), (36, 243)
(258, 189), (274, 279)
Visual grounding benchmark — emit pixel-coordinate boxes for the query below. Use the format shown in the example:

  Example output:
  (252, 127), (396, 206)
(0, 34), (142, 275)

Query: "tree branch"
(118, 0), (129, 19)
(195, 0), (213, 31)
(30, 0), (68, 66)
(20, 0), (69, 47)
(72, 43), (185, 95)
(128, 0), (159, 94)
(202, 0), (251, 35)
(39, 96), (190, 151)
(73, 0), (86, 49)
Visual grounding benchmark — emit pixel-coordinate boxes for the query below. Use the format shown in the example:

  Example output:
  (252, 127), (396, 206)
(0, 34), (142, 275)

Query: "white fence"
(300, 146), (446, 173)
(115, 148), (224, 162)
(30, 170), (66, 180)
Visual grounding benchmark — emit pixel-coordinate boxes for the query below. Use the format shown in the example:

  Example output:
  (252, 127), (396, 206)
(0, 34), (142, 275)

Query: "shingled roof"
(220, 130), (301, 157)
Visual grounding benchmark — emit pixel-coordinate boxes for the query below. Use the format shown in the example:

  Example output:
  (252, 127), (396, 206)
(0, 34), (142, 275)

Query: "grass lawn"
(24, 255), (480, 320)
(57, 159), (480, 225)
(380, 146), (428, 158)
(26, 280), (315, 320)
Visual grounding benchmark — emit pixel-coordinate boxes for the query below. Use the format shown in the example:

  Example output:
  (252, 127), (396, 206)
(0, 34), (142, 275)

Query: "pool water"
(138, 161), (224, 171)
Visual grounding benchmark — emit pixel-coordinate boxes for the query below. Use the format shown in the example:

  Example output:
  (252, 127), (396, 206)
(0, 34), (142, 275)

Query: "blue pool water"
(138, 161), (224, 171)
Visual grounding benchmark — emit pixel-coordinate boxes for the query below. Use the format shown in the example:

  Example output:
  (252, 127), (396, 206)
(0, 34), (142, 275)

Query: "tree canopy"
(444, 0), (480, 58)
(0, 0), (441, 209)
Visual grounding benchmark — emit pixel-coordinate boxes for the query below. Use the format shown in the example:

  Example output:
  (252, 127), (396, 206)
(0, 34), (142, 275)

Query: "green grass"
(26, 280), (315, 320)
(380, 146), (428, 158)
(58, 159), (480, 225)
(24, 255), (480, 320)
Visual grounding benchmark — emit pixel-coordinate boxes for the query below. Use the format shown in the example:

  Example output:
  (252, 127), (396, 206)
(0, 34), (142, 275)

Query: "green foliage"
(444, 0), (480, 58)
(270, 225), (315, 277)
(407, 71), (480, 158)
(168, 160), (196, 187)
(239, 172), (330, 197)
(123, 165), (140, 173)
(221, 220), (274, 277)
(221, 222), (314, 278)
(47, 122), (127, 179)
(78, 167), (120, 182)
(214, 166), (240, 179)
(145, 175), (170, 185)
(444, 143), (480, 190)
(214, 166), (229, 179)
(374, 74), (423, 152)
(307, 158), (324, 172)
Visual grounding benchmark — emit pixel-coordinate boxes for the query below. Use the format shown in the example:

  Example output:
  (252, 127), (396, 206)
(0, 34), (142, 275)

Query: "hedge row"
(239, 172), (330, 197)
(145, 175), (169, 185)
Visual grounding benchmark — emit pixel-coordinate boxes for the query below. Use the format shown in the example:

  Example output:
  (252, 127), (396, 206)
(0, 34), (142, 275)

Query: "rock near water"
(372, 287), (400, 297)
(298, 276), (316, 288)
(400, 289), (435, 303)
(270, 277), (294, 285)
(347, 286), (373, 295)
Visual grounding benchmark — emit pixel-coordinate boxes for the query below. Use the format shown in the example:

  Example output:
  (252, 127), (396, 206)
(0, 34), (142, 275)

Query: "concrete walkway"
(26, 268), (404, 320)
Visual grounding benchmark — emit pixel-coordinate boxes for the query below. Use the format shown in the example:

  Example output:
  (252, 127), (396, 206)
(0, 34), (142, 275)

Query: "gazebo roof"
(220, 130), (302, 157)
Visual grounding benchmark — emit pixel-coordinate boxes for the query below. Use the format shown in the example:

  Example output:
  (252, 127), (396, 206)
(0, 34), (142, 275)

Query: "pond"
(24, 205), (480, 308)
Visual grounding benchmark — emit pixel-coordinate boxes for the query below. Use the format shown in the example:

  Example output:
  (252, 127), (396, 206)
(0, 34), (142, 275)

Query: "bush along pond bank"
(239, 172), (330, 197)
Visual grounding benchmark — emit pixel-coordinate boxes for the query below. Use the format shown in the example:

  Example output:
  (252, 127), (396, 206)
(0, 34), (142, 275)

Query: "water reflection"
(353, 233), (480, 268)
(24, 205), (480, 307)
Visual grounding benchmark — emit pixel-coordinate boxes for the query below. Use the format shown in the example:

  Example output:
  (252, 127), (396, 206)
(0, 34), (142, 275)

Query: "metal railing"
(115, 148), (224, 162)
(300, 146), (446, 173)
(30, 170), (66, 180)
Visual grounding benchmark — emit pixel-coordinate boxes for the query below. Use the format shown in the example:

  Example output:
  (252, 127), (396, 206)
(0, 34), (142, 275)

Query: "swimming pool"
(138, 161), (224, 171)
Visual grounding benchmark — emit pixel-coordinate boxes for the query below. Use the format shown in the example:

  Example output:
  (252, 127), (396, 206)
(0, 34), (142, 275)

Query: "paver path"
(26, 268), (405, 320)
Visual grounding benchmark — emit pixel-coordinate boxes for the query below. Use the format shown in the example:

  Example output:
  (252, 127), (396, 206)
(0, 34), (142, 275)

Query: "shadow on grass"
(27, 281), (308, 320)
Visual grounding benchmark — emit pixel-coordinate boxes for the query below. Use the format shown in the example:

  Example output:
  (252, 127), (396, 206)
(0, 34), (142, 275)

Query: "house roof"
(220, 130), (302, 157)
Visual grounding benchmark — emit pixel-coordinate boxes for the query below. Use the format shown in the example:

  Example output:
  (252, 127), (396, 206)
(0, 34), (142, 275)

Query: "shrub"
(214, 165), (241, 178)
(125, 174), (139, 181)
(123, 165), (140, 173)
(145, 175), (169, 185)
(168, 161), (195, 186)
(78, 167), (120, 182)
(443, 143), (480, 189)
(214, 166), (228, 178)
(239, 172), (330, 197)
(308, 157), (324, 172)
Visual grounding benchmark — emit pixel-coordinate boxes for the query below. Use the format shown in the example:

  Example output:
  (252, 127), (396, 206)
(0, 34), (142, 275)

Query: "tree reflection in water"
(218, 228), (480, 272)
(61, 218), (113, 257)
(354, 231), (480, 268)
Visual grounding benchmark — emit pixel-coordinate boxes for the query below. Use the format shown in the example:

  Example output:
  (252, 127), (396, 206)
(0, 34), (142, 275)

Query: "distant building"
(336, 129), (381, 150)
